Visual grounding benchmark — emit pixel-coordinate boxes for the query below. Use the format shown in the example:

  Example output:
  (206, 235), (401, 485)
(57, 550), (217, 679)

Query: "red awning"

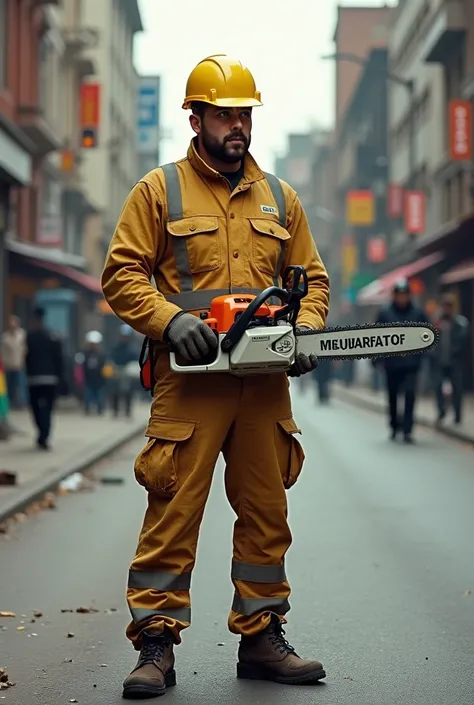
(24, 256), (102, 294)
(357, 252), (444, 305)
(440, 259), (474, 285)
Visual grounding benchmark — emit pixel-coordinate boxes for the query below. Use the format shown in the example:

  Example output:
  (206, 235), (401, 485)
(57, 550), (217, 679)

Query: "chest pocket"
(166, 216), (221, 274)
(249, 218), (291, 277)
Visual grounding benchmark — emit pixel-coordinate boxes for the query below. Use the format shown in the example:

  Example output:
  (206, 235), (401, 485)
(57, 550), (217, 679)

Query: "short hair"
(190, 101), (207, 118)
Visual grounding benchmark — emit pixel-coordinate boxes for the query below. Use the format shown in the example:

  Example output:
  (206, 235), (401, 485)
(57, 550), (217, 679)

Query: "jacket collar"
(187, 138), (265, 186)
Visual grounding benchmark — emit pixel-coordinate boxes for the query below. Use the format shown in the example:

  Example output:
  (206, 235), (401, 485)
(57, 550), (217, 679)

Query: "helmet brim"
(183, 96), (263, 110)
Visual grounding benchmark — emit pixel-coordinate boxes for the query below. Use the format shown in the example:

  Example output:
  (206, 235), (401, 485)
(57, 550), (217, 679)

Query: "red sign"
(449, 100), (472, 160)
(404, 191), (426, 235)
(367, 237), (386, 263)
(387, 184), (404, 218)
(80, 83), (100, 127)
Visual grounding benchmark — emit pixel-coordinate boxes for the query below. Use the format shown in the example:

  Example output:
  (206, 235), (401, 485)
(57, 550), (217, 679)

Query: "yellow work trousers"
(126, 352), (305, 648)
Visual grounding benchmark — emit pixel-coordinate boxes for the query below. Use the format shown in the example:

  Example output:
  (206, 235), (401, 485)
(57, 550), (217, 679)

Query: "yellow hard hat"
(182, 54), (262, 110)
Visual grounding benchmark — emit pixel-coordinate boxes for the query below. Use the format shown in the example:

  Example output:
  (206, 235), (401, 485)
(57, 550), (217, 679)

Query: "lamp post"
(321, 52), (416, 234)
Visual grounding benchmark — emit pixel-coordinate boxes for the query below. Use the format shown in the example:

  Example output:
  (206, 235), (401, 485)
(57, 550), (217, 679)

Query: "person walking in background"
(431, 293), (469, 425)
(374, 279), (429, 444)
(1, 315), (27, 409)
(82, 331), (107, 415)
(25, 307), (64, 450)
(110, 324), (137, 418)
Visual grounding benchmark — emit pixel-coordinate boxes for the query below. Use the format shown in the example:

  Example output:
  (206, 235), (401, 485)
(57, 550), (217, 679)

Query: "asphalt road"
(1, 389), (474, 705)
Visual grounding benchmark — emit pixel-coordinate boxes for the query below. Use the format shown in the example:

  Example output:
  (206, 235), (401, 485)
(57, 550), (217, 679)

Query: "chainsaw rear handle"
(221, 265), (308, 353)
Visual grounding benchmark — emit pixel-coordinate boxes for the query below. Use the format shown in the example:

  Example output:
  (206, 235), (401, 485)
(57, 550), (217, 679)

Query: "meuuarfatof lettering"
(320, 333), (406, 352)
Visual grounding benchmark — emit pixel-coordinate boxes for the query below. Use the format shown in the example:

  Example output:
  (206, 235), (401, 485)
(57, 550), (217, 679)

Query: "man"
(82, 330), (106, 415)
(1, 315), (26, 408)
(375, 279), (428, 443)
(431, 292), (469, 425)
(25, 307), (64, 450)
(102, 54), (330, 699)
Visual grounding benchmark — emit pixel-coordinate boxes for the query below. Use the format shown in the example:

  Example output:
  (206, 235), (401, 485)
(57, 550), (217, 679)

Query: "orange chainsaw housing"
(200, 294), (285, 332)
(139, 294), (286, 392)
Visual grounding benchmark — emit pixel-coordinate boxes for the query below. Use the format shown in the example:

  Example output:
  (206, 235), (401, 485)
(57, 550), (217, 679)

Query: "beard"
(201, 126), (251, 164)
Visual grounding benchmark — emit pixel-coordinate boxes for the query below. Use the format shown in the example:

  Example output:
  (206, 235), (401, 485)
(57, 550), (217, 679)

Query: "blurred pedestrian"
(313, 358), (332, 403)
(25, 307), (64, 450)
(374, 279), (429, 443)
(82, 331), (107, 415)
(431, 293), (469, 425)
(1, 314), (27, 408)
(110, 324), (137, 418)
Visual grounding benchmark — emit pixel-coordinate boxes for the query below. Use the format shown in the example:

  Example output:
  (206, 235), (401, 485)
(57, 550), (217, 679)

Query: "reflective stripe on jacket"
(101, 139), (330, 340)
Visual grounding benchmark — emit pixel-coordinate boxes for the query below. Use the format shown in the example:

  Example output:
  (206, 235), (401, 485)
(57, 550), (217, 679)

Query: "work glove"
(165, 312), (218, 361)
(288, 326), (319, 377)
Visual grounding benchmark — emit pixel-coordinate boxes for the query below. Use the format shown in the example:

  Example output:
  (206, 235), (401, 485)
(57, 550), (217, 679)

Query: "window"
(0, 0), (7, 88)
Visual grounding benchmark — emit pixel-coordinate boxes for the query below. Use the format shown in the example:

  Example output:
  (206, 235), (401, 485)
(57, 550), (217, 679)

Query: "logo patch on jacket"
(260, 205), (277, 215)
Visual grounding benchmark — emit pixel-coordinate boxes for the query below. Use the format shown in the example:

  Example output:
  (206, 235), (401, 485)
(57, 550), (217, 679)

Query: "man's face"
(393, 291), (410, 308)
(191, 106), (252, 164)
(441, 300), (454, 317)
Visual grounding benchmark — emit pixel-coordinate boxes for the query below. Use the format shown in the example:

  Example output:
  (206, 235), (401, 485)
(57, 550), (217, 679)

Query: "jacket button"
(230, 212), (235, 219)
(233, 251), (239, 258)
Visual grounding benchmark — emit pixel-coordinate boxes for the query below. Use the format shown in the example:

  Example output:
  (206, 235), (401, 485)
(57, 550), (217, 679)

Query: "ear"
(189, 113), (201, 135)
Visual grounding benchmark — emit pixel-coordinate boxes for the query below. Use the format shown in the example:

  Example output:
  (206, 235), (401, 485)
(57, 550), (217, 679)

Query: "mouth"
(227, 137), (245, 144)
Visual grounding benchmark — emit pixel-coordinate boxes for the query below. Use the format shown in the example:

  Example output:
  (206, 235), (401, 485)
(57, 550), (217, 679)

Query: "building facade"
(79, 0), (143, 280)
(329, 4), (393, 320)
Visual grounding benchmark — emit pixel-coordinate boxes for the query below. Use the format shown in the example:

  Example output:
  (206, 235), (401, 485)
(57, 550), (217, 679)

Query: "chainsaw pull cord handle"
(220, 286), (289, 353)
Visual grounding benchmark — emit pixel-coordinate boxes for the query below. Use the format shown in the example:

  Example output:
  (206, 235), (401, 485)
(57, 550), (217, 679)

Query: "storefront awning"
(24, 256), (102, 294)
(440, 259), (474, 285)
(357, 252), (444, 306)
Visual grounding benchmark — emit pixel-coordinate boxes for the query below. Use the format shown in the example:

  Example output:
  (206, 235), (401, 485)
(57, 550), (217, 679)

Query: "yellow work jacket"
(101, 139), (330, 341)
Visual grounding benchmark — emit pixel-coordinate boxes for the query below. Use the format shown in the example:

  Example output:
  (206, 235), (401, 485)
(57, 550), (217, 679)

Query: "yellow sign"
(346, 190), (375, 226)
(341, 236), (358, 288)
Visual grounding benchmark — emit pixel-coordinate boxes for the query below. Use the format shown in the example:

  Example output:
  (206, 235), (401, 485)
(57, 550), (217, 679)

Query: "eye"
(240, 110), (251, 119)
(218, 110), (230, 118)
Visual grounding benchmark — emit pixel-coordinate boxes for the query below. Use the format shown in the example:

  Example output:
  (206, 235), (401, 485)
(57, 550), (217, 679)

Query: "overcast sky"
(134, 0), (397, 171)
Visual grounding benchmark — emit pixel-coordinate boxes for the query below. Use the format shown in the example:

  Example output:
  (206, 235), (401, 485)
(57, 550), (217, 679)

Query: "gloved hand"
(288, 326), (319, 378)
(165, 312), (218, 361)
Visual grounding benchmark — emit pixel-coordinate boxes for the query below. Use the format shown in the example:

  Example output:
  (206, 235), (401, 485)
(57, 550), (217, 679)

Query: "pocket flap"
(249, 219), (290, 241)
(278, 417), (302, 435)
(146, 417), (196, 442)
(166, 216), (219, 237)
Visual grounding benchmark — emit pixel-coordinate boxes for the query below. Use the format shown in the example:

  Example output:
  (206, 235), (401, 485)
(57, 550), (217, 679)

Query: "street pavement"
(1, 390), (474, 704)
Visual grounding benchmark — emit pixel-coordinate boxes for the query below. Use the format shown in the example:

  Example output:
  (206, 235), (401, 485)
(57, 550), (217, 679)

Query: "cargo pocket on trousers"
(276, 417), (305, 490)
(134, 417), (196, 496)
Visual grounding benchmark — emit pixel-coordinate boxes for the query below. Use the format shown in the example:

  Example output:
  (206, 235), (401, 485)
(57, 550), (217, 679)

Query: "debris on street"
(0, 471), (16, 486)
(0, 667), (15, 689)
(59, 472), (85, 493)
(0, 611), (16, 618)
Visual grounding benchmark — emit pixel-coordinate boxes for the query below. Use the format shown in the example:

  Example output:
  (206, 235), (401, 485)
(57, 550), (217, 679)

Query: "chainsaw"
(168, 265), (439, 376)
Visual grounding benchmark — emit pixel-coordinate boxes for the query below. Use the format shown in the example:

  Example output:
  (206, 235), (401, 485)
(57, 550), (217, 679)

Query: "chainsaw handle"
(221, 286), (289, 353)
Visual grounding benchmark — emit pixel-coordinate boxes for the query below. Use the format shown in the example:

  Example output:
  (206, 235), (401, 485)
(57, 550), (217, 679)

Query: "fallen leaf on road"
(344, 676), (354, 681)
(16, 626), (25, 632)
(76, 606), (99, 614)
(100, 664), (108, 668)
(70, 700), (78, 703)
(13, 513), (26, 523)
(33, 611), (43, 618)
(0, 668), (15, 689)
(67, 632), (75, 638)
(61, 609), (73, 613)
(40, 493), (56, 510)
(217, 642), (225, 646)
(0, 612), (15, 618)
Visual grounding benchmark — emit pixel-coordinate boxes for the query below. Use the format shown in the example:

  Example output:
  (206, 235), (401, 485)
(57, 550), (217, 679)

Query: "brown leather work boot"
(122, 630), (176, 699)
(237, 615), (326, 685)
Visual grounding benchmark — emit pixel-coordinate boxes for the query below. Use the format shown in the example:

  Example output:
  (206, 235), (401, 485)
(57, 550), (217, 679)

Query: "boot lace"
(269, 622), (297, 655)
(137, 636), (167, 667)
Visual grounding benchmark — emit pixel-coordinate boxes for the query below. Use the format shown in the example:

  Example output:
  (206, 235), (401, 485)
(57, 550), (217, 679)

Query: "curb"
(334, 384), (474, 445)
(0, 419), (146, 524)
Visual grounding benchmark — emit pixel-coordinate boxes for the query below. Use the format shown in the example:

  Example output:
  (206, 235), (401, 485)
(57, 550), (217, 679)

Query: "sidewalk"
(334, 382), (474, 444)
(0, 399), (150, 523)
